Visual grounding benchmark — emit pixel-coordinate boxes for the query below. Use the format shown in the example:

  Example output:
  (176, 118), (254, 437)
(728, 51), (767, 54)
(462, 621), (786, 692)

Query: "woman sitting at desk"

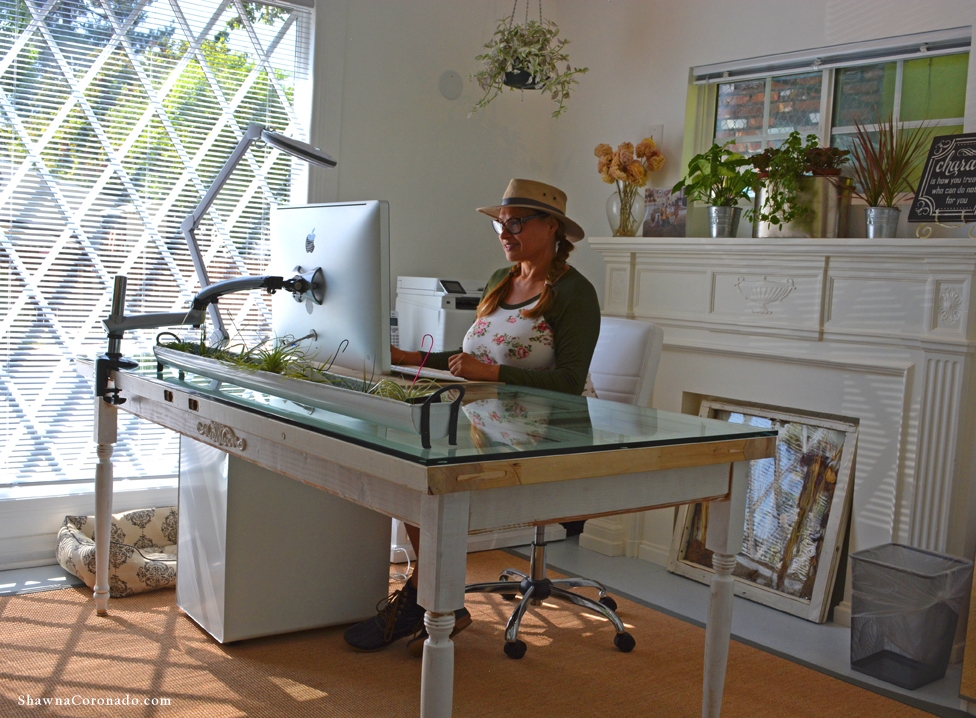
(344, 178), (601, 654)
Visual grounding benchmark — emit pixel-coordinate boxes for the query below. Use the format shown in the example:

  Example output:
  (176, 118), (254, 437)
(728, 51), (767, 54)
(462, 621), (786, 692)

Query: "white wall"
(311, 0), (558, 299)
(309, 1), (975, 302)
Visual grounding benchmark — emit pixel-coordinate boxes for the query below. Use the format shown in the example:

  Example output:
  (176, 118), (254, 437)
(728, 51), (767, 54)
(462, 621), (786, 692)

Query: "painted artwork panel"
(682, 410), (846, 601)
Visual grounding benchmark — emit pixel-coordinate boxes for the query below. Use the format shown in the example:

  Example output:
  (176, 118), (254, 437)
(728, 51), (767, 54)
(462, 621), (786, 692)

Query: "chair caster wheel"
(599, 596), (618, 612)
(499, 575), (516, 601)
(504, 640), (527, 659)
(614, 632), (636, 653)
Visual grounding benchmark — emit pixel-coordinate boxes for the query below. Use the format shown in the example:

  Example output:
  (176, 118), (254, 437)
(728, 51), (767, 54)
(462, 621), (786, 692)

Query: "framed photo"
(668, 400), (858, 623)
(642, 188), (687, 237)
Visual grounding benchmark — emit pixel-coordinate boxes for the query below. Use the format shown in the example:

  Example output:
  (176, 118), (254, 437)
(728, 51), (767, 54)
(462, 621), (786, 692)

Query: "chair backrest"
(588, 317), (664, 407)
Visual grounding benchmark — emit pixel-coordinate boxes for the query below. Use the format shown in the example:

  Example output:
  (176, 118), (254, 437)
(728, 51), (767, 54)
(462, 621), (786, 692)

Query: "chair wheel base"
(599, 595), (618, 612)
(504, 639), (527, 659)
(499, 574), (517, 601)
(614, 632), (636, 653)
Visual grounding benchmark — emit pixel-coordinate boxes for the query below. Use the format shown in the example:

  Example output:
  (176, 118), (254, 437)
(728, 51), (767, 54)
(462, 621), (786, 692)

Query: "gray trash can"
(850, 543), (973, 690)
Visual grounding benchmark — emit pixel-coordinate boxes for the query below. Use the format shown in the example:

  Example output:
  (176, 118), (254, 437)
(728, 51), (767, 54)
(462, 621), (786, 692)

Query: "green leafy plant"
(805, 145), (850, 175)
(672, 141), (758, 207)
(847, 115), (931, 207)
(470, 17), (588, 118)
(749, 132), (852, 228)
(751, 132), (820, 227)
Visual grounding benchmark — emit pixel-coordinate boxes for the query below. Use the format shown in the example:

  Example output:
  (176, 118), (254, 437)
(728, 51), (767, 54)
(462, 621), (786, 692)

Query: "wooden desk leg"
(417, 491), (470, 718)
(701, 461), (748, 718)
(93, 398), (117, 616)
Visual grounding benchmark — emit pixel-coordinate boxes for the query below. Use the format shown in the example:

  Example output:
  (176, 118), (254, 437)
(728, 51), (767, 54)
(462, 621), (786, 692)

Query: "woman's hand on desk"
(448, 353), (500, 382)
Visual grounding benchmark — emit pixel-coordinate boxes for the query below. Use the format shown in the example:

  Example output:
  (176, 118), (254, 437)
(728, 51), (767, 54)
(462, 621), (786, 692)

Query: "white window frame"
(685, 26), (975, 159)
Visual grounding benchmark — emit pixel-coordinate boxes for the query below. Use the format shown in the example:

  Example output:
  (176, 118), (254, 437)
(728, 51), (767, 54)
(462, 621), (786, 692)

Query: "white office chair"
(465, 317), (665, 659)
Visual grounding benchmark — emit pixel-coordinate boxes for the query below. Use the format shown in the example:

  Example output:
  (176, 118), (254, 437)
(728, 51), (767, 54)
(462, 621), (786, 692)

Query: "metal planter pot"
(865, 206), (900, 238)
(755, 176), (853, 238)
(708, 206), (742, 238)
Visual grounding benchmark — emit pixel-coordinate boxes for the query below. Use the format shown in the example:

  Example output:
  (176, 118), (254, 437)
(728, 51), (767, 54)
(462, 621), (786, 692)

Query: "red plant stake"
(411, 334), (434, 388)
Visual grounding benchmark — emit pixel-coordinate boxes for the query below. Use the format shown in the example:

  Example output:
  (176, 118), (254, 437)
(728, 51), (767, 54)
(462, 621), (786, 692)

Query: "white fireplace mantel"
(583, 236), (976, 621)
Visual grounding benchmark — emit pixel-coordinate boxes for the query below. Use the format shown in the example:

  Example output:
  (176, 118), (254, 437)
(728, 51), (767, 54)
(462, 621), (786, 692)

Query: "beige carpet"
(0, 551), (931, 717)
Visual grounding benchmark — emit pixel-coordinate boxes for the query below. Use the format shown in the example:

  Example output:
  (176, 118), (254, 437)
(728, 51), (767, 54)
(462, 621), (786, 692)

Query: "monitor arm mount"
(96, 268), (325, 405)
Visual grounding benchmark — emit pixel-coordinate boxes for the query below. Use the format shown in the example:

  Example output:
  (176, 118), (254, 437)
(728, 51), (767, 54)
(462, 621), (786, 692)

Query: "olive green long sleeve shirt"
(424, 266), (601, 396)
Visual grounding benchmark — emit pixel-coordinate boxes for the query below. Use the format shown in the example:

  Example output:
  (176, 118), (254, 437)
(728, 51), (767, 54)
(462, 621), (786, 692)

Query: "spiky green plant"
(848, 115), (931, 207)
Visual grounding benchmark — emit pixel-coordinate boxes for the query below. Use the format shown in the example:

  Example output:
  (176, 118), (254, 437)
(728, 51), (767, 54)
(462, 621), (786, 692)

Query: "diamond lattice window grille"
(1, 0), (313, 489)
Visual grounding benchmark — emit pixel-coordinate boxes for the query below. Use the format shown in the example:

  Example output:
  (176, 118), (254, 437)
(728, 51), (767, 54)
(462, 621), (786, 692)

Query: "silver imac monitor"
(269, 200), (391, 375)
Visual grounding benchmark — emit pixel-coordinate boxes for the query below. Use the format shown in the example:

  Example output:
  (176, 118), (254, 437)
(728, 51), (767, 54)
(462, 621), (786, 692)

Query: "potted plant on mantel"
(672, 140), (759, 238)
(751, 131), (852, 238)
(469, 13), (588, 119)
(847, 115), (931, 238)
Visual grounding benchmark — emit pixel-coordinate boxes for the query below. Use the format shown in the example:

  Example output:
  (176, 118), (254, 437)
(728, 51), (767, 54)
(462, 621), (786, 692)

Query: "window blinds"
(693, 26), (971, 84)
(0, 0), (313, 489)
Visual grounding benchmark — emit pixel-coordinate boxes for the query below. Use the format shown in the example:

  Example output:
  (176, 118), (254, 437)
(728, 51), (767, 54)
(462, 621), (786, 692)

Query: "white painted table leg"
(420, 611), (457, 717)
(417, 491), (469, 718)
(93, 398), (118, 615)
(701, 461), (748, 718)
(703, 552), (736, 716)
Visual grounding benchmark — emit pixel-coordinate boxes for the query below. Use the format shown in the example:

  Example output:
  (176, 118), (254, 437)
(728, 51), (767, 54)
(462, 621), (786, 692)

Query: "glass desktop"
(149, 364), (776, 466)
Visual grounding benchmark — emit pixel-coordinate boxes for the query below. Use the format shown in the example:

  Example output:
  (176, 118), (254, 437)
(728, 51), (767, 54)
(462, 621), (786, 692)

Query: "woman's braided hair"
(476, 220), (574, 320)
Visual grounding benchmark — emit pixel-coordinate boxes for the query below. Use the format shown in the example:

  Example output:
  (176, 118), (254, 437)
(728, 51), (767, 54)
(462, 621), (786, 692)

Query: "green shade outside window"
(900, 53), (968, 122)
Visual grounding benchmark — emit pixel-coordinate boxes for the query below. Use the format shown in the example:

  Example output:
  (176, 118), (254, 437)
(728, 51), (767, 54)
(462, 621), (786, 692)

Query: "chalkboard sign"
(909, 133), (976, 224)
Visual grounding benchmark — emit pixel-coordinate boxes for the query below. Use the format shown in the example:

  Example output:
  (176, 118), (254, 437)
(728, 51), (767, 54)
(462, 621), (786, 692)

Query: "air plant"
(847, 114), (931, 207)
(160, 334), (443, 404)
(368, 378), (442, 403)
(244, 337), (309, 377)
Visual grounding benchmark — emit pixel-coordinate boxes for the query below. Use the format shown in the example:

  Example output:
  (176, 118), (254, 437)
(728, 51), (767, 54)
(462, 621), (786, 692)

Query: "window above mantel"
(692, 27), (971, 84)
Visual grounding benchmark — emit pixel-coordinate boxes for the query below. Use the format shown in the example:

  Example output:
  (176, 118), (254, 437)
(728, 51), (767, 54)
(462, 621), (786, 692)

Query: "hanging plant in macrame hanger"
(470, 0), (588, 118)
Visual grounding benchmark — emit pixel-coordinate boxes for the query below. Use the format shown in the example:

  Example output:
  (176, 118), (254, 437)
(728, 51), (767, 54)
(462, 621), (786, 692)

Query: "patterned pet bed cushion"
(56, 507), (178, 597)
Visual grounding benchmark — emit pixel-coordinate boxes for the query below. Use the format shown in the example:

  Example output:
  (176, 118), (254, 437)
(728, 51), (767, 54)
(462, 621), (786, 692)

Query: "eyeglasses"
(491, 212), (548, 236)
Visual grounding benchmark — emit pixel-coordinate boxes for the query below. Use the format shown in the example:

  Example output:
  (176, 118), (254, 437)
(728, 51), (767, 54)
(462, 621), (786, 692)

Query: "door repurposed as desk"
(82, 360), (776, 718)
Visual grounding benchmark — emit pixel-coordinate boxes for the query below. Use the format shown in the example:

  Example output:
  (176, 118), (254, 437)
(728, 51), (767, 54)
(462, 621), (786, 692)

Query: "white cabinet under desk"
(177, 436), (390, 643)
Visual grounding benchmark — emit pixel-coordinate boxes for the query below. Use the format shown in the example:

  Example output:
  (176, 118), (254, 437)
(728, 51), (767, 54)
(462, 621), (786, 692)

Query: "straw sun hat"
(477, 179), (585, 242)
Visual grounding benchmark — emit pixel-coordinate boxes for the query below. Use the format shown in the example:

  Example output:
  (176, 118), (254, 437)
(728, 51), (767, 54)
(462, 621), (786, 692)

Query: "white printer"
(395, 276), (486, 352)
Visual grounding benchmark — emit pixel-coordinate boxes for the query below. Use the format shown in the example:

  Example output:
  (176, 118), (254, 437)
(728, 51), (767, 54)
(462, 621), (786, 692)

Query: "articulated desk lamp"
(95, 123), (336, 404)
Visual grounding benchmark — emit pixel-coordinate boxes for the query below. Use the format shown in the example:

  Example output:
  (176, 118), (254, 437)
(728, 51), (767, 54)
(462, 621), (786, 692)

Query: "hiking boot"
(344, 581), (426, 651)
(405, 607), (473, 657)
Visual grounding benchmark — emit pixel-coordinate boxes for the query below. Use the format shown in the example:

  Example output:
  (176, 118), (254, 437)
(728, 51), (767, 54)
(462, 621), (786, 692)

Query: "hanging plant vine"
(469, 0), (588, 119)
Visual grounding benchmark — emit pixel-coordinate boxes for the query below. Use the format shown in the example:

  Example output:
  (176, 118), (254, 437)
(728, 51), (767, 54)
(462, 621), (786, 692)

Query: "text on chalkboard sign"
(908, 133), (976, 224)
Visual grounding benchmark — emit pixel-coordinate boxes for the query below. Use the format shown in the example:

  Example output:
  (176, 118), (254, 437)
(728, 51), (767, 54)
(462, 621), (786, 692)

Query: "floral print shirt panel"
(462, 298), (555, 370)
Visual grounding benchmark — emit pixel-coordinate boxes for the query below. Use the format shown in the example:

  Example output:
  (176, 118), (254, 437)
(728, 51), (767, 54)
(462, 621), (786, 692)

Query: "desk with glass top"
(88, 362), (775, 718)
